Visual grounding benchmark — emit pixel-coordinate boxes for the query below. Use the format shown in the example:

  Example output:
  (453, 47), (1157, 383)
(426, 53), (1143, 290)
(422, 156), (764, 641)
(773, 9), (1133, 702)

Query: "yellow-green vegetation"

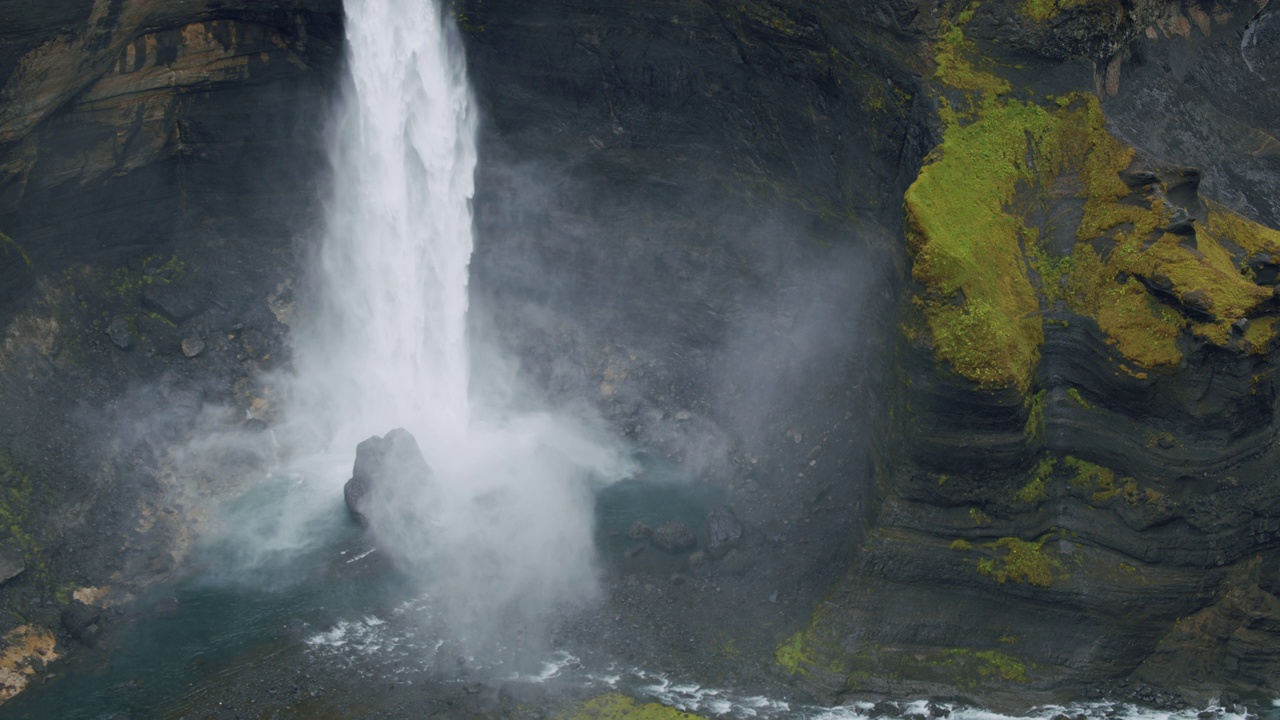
(1023, 390), (1046, 441)
(932, 20), (1010, 98)
(976, 536), (1061, 586)
(0, 454), (38, 565)
(1014, 455), (1055, 504)
(1203, 198), (1280, 257)
(1244, 317), (1277, 355)
(774, 603), (849, 678)
(106, 255), (185, 306)
(448, 0), (485, 34)
(775, 630), (813, 675)
(562, 694), (704, 720)
(906, 98), (1049, 391)
(937, 648), (1028, 683)
(1062, 455), (1149, 504)
(1066, 387), (1092, 409)
(1020, 0), (1093, 23)
(969, 507), (992, 525)
(950, 538), (974, 551)
(910, 22), (1280, 391)
(0, 231), (32, 268)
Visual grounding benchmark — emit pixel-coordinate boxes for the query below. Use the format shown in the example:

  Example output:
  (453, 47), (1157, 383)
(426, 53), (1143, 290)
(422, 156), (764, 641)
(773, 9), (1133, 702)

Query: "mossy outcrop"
(788, 0), (1280, 708)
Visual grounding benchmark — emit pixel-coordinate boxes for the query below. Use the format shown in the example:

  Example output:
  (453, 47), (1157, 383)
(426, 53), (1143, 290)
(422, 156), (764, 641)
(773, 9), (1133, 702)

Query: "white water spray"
(309, 0), (475, 455)
(280, 0), (634, 644)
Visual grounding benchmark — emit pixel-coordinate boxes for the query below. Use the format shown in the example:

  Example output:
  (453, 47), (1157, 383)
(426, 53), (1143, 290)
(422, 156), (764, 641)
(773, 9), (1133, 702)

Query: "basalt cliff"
(0, 0), (1278, 712)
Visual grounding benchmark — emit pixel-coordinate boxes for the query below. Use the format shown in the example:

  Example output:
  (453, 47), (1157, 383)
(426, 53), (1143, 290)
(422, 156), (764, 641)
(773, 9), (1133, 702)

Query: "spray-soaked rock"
(343, 428), (434, 528)
(61, 601), (102, 647)
(105, 316), (133, 349)
(0, 544), (23, 585)
(704, 505), (743, 559)
(650, 521), (696, 553)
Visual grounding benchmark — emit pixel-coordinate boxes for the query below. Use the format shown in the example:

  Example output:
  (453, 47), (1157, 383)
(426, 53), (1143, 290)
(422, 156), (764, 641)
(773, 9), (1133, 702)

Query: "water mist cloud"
(268, 0), (637, 651)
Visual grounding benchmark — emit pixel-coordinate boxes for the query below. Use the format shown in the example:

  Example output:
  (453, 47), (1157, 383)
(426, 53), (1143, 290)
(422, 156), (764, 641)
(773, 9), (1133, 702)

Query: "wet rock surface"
(0, 0), (1279, 713)
(344, 428), (435, 529)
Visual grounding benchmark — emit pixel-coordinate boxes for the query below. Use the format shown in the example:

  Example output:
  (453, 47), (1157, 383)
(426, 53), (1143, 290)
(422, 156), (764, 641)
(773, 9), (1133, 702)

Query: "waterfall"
(311, 0), (476, 457)
(279, 0), (634, 646)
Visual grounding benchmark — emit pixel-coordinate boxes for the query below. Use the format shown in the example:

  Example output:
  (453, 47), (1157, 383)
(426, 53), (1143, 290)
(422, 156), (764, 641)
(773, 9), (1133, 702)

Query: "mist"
(237, 0), (638, 652)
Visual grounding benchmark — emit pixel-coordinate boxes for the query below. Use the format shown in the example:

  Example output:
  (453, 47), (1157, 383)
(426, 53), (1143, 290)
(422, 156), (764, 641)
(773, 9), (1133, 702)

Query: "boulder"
(60, 601), (102, 647)
(105, 315), (133, 349)
(343, 428), (434, 528)
(704, 505), (743, 558)
(627, 520), (652, 540)
(650, 521), (696, 553)
(180, 334), (205, 358)
(141, 279), (203, 324)
(0, 544), (24, 585)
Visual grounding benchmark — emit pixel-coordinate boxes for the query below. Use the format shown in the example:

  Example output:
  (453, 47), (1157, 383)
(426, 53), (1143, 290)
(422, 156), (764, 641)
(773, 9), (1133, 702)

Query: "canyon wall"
(0, 0), (1277, 709)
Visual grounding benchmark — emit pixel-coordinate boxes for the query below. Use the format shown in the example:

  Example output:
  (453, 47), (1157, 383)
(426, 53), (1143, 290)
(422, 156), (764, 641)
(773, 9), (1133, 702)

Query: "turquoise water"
(1, 459), (722, 718)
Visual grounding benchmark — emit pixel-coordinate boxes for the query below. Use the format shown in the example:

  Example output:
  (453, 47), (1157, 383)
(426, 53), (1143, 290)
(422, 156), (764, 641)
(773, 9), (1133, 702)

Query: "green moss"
(1063, 455), (1142, 504)
(1244, 317), (1277, 355)
(976, 536), (1061, 587)
(775, 630), (812, 675)
(0, 231), (32, 269)
(1015, 455), (1055, 504)
(1204, 199), (1280, 258)
(1023, 390), (1047, 441)
(563, 694), (704, 720)
(939, 648), (1029, 683)
(1066, 387), (1092, 409)
(733, 1), (806, 37)
(912, 21), (1280, 391)
(774, 603), (850, 678)
(932, 22), (1011, 96)
(950, 538), (974, 551)
(969, 507), (992, 525)
(1020, 0), (1094, 23)
(0, 455), (38, 561)
(906, 99), (1053, 391)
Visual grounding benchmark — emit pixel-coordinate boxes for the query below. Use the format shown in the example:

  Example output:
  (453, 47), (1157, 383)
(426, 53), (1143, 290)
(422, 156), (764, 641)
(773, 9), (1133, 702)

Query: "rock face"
(0, 0), (343, 695)
(454, 0), (1280, 708)
(762, 0), (1280, 709)
(1, 0), (1279, 711)
(343, 428), (435, 529)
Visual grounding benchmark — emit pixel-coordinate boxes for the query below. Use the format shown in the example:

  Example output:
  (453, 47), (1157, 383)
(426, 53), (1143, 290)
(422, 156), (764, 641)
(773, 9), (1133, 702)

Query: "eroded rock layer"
(0, 0), (1278, 712)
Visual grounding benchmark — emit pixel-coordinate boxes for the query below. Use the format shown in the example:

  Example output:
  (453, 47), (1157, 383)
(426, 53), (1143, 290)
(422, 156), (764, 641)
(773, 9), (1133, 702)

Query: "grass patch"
(976, 536), (1061, 587)
(563, 694), (705, 720)
(1063, 455), (1141, 504)
(1066, 387), (1092, 409)
(1014, 455), (1055, 504)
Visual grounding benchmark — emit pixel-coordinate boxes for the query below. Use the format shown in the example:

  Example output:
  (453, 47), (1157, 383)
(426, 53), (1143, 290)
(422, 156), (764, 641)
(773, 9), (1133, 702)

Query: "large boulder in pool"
(343, 428), (434, 528)
(704, 505), (744, 559)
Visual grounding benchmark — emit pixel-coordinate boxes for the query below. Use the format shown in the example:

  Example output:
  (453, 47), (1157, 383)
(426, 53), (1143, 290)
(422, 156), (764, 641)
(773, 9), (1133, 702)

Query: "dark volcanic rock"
(650, 521), (696, 554)
(105, 315), (133, 349)
(0, 544), (23, 585)
(704, 505), (744, 559)
(344, 428), (434, 529)
(142, 280), (203, 324)
(60, 601), (101, 647)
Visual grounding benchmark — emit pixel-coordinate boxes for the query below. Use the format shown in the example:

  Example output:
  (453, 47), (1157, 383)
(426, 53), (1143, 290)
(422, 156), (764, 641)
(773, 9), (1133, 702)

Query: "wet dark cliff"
(0, 0), (1279, 711)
